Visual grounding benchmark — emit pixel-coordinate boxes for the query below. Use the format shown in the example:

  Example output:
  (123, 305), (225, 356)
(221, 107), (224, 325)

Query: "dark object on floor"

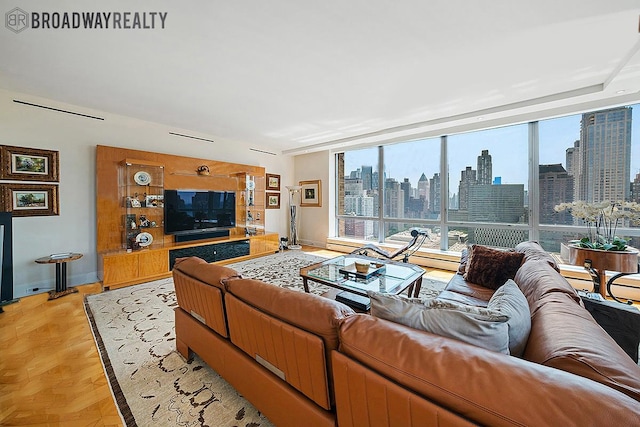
(336, 291), (370, 312)
(581, 295), (640, 363)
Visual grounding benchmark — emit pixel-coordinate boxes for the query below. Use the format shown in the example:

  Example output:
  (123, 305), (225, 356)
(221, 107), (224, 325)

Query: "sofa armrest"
(338, 315), (640, 426)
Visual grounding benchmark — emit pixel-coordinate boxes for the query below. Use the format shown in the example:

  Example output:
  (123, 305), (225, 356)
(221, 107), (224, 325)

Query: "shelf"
(120, 160), (165, 251)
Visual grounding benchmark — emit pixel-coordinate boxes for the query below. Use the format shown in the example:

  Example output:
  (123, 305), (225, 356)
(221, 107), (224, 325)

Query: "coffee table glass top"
(303, 255), (424, 295)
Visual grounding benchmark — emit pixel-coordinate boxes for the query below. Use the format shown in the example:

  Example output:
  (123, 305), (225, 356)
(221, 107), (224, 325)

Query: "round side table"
(35, 253), (83, 300)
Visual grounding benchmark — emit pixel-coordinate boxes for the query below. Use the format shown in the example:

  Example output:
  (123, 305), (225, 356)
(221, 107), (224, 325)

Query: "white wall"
(293, 150), (332, 247)
(0, 88), (293, 298)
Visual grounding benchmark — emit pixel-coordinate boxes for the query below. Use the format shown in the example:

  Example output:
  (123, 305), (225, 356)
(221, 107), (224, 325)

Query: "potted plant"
(554, 200), (640, 251)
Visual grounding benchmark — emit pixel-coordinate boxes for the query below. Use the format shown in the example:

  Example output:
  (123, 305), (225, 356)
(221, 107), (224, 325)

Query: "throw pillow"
(487, 279), (531, 357)
(368, 291), (510, 354)
(463, 244), (524, 290)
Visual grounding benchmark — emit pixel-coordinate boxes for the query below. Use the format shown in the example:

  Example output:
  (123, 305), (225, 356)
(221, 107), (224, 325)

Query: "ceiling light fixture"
(249, 148), (277, 156)
(13, 99), (104, 120)
(168, 132), (214, 143)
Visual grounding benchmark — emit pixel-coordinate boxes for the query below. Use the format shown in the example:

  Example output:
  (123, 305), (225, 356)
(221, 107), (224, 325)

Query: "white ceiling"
(1, 0), (639, 155)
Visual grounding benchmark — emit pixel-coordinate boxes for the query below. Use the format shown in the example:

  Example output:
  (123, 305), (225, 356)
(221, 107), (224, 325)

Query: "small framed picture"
(266, 173), (281, 191)
(0, 183), (59, 216)
(300, 180), (322, 207)
(266, 192), (281, 209)
(0, 145), (59, 182)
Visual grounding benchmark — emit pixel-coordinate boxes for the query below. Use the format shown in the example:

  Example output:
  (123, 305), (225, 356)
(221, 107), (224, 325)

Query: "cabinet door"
(103, 254), (139, 286)
(138, 250), (168, 277)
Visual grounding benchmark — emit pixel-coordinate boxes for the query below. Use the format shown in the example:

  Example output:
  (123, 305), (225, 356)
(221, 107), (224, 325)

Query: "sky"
(344, 103), (640, 194)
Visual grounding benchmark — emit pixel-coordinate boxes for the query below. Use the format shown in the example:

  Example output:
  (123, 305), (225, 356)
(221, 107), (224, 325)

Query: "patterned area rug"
(84, 251), (446, 426)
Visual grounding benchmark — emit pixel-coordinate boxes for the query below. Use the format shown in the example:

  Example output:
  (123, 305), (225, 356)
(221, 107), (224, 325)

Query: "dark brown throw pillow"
(463, 245), (524, 290)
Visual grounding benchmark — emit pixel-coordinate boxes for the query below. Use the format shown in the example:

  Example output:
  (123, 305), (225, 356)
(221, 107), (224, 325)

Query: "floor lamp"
(286, 185), (302, 250)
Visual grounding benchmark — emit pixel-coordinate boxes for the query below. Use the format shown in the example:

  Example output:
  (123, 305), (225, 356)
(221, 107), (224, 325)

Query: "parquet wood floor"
(0, 246), (342, 426)
(0, 282), (123, 426)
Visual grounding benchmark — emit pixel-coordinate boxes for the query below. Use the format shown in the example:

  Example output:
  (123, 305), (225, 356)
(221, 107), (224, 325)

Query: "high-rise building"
(344, 178), (363, 195)
(477, 149), (492, 185)
(361, 165), (373, 191)
(400, 178), (411, 214)
(566, 140), (579, 177)
(429, 173), (441, 216)
(458, 166), (476, 210)
(539, 164), (574, 224)
(468, 184), (524, 223)
(384, 178), (404, 218)
(631, 172), (640, 204)
(417, 173), (430, 209)
(575, 107), (632, 202)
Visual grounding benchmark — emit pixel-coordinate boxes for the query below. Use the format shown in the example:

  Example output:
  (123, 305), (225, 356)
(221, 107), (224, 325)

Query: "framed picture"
(266, 192), (281, 209)
(0, 183), (59, 216)
(0, 145), (59, 182)
(300, 180), (322, 207)
(266, 173), (281, 191)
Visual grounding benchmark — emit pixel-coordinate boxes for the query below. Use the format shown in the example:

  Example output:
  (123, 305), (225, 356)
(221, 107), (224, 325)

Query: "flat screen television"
(164, 189), (236, 235)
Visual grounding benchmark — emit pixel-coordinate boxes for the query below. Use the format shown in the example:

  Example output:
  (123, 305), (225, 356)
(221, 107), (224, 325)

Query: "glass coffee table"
(300, 254), (425, 298)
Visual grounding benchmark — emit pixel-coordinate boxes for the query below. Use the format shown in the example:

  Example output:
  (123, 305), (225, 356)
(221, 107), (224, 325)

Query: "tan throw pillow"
(368, 291), (510, 354)
(463, 244), (524, 290)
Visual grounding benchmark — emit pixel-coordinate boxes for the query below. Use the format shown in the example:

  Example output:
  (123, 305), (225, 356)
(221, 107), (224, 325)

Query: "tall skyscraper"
(575, 107), (632, 202)
(400, 178), (411, 214)
(458, 166), (476, 210)
(477, 149), (492, 185)
(429, 173), (441, 216)
(361, 165), (373, 191)
(539, 164), (574, 224)
(565, 140), (579, 177)
(417, 172), (430, 208)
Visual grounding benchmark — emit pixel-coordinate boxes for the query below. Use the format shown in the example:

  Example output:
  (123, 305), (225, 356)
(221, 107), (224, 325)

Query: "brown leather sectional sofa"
(172, 242), (640, 426)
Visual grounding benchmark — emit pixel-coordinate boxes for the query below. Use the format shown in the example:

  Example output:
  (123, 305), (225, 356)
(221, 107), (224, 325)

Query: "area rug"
(84, 251), (446, 426)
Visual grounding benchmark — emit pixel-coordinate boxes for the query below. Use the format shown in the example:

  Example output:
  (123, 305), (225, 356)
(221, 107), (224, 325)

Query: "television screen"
(164, 190), (236, 234)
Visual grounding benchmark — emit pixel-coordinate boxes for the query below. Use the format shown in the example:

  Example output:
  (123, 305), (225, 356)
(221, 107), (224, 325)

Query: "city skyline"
(344, 104), (640, 193)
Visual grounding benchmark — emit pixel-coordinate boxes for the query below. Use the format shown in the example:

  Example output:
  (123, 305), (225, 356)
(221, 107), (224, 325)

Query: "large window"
(335, 103), (640, 253)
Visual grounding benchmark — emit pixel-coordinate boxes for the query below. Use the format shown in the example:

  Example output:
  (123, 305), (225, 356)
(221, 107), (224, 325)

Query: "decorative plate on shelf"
(247, 180), (255, 190)
(133, 171), (152, 185)
(135, 232), (153, 247)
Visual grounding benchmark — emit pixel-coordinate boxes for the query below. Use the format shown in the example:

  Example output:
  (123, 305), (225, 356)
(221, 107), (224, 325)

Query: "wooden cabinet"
(237, 173), (265, 236)
(119, 159), (165, 250)
(99, 232), (278, 290)
(97, 146), (278, 290)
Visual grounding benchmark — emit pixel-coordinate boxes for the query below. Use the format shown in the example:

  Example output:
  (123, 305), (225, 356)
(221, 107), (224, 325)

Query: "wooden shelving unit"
(96, 145), (278, 290)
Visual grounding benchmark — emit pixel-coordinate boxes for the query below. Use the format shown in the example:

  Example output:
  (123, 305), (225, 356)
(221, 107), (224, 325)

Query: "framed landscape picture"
(300, 180), (322, 207)
(0, 183), (59, 216)
(0, 145), (59, 182)
(266, 173), (281, 191)
(266, 192), (280, 209)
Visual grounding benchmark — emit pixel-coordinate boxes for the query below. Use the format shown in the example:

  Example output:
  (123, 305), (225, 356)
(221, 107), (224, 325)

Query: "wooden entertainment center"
(96, 145), (278, 289)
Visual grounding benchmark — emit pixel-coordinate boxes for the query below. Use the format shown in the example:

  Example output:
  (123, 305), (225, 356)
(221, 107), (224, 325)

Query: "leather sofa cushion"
(444, 273), (495, 302)
(173, 256), (241, 290)
(515, 240), (560, 272)
(338, 315), (640, 426)
(524, 298), (640, 402)
(514, 259), (582, 315)
(172, 257), (240, 337)
(225, 278), (355, 351)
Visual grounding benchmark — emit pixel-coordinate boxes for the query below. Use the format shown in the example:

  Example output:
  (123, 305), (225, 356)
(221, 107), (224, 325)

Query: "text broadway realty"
(19, 11), (167, 29)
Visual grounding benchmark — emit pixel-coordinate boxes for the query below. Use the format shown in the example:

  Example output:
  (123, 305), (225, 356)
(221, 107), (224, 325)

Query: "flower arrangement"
(554, 200), (640, 251)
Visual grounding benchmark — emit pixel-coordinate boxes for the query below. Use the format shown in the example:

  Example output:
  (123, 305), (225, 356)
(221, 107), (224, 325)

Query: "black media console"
(169, 239), (250, 269)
